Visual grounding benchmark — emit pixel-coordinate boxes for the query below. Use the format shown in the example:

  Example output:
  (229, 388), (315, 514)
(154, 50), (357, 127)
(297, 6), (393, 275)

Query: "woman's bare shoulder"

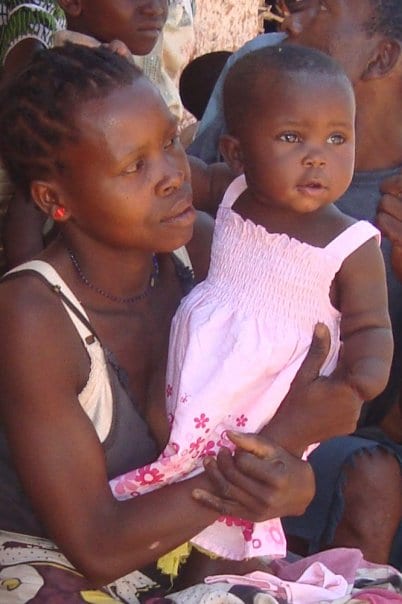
(0, 271), (88, 394)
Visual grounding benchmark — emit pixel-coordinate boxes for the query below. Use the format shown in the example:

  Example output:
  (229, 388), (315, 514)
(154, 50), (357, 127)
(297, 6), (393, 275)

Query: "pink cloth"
(353, 589), (402, 603)
(204, 564), (350, 602)
(110, 175), (380, 560)
(271, 547), (364, 584)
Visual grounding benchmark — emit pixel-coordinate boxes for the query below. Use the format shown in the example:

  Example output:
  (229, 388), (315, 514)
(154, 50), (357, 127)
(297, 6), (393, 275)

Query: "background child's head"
(58, 0), (168, 56)
(221, 44), (356, 211)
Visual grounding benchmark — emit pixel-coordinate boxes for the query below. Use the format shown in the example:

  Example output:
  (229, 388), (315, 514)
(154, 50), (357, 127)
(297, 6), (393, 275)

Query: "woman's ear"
(219, 134), (244, 176)
(362, 39), (401, 81)
(30, 181), (70, 223)
(57, 0), (82, 18)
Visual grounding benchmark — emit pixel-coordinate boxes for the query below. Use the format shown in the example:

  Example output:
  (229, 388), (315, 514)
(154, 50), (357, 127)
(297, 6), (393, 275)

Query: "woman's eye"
(279, 132), (301, 143)
(327, 133), (345, 145)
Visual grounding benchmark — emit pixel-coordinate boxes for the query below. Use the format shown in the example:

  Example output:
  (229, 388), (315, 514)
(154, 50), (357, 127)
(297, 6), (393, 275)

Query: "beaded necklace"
(67, 247), (159, 304)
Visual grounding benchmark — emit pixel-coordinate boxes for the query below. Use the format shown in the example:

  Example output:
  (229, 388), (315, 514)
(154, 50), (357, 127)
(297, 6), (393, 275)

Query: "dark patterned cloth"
(0, 0), (65, 66)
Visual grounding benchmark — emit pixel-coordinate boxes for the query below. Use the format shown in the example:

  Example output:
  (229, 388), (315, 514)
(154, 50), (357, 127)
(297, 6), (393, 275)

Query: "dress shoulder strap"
(220, 173), (247, 209)
(325, 220), (380, 260)
(4, 260), (98, 347)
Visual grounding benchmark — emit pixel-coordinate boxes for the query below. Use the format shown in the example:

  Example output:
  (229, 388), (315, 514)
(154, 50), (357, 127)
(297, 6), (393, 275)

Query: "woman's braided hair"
(0, 43), (142, 197)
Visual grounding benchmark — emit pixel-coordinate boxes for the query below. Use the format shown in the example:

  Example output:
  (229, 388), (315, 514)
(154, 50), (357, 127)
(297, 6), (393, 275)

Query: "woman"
(0, 44), (361, 602)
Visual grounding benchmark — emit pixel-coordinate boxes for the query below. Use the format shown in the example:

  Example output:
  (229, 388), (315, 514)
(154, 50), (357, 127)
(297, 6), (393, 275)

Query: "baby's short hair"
(223, 44), (352, 135)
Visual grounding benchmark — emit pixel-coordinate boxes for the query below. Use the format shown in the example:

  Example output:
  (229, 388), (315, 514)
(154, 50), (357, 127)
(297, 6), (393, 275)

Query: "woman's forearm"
(61, 472), (219, 587)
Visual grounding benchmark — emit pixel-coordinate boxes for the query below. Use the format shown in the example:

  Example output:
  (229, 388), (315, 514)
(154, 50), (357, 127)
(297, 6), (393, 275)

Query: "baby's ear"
(219, 134), (244, 175)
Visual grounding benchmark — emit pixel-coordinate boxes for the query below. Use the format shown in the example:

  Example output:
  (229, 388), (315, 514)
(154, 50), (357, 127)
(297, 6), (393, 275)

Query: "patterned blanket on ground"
(0, 532), (400, 603)
(164, 548), (402, 604)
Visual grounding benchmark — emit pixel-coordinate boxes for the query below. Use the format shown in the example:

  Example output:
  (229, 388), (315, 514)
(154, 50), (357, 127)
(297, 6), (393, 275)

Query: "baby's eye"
(164, 134), (180, 149)
(279, 132), (301, 143)
(123, 159), (145, 174)
(327, 133), (345, 145)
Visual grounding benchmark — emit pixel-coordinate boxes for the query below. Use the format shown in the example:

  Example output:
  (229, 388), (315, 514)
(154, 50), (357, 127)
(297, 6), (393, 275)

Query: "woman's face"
(58, 77), (195, 253)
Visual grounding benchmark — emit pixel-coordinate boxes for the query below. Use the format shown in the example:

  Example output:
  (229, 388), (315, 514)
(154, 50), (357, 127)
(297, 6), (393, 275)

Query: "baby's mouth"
(297, 181), (328, 196)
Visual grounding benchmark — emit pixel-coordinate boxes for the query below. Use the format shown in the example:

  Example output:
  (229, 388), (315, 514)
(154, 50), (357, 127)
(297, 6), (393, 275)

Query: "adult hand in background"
(378, 171), (402, 282)
(54, 30), (135, 64)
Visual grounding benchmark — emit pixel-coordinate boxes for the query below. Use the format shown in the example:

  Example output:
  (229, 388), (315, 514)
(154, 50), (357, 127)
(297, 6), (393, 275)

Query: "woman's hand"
(377, 172), (402, 282)
(192, 432), (315, 521)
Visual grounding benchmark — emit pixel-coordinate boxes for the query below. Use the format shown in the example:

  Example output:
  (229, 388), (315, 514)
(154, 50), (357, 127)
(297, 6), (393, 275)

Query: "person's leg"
(283, 435), (402, 566)
(330, 446), (401, 564)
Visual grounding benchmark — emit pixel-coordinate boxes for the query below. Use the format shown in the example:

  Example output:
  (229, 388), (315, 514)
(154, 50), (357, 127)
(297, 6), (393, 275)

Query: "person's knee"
(332, 447), (401, 563)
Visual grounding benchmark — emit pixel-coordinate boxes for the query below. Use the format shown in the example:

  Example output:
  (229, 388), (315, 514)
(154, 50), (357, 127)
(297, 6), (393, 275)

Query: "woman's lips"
(161, 206), (196, 225)
(161, 196), (196, 225)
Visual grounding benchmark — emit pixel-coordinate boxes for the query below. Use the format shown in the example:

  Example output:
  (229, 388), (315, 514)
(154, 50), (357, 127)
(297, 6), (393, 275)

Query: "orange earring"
(54, 207), (66, 220)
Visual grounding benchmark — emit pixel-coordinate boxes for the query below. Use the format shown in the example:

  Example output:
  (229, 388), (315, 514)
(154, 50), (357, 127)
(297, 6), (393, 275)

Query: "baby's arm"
(337, 237), (393, 401)
(188, 155), (234, 216)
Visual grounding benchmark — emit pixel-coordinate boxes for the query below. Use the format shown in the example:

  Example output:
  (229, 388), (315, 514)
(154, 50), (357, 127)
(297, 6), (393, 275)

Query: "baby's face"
(79, 0), (168, 55)
(240, 72), (356, 214)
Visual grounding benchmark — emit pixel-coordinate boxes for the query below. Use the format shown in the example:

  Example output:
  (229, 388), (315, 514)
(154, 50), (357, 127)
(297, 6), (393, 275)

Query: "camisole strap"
(325, 220), (380, 260)
(220, 173), (247, 209)
(173, 246), (193, 271)
(5, 260), (96, 348)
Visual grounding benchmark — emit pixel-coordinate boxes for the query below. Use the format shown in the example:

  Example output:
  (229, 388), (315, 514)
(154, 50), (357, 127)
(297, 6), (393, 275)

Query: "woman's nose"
(157, 166), (185, 197)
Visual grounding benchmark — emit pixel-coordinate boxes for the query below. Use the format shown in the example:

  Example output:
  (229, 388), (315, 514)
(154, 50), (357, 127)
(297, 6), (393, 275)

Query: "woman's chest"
(87, 287), (181, 446)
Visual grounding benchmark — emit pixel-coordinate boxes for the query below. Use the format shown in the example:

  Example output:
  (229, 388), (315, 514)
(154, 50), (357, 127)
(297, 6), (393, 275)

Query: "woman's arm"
(0, 278), (313, 587)
(0, 279), (219, 585)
